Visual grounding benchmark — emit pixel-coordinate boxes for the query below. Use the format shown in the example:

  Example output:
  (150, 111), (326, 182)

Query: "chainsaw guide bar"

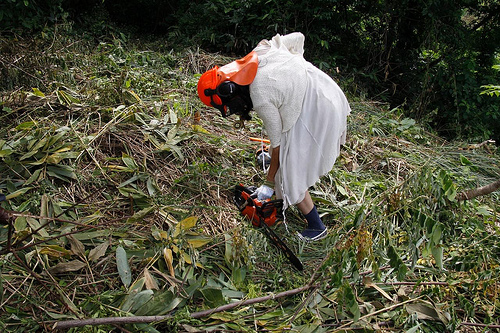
(233, 184), (304, 271)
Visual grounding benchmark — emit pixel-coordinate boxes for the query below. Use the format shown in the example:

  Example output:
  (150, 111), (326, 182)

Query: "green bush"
(167, 0), (500, 141)
(0, 0), (67, 31)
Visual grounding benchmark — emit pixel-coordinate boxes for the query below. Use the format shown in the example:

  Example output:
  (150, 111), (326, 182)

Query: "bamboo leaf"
(144, 268), (159, 290)
(26, 217), (49, 237)
(67, 235), (85, 257)
(121, 153), (138, 170)
(200, 288), (225, 308)
(25, 169), (43, 185)
(126, 206), (155, 223)
(15, 121), (36, 130)
(31, 88), (45, 97)
(174, 216), (198, 237)
(130, 290), (154, 313)
(163, 247), (175, 277)
(39, 245), (72, 258)
(116, 246), (132, 287)
(47, 165), (77, 181)
(431, 245), (444, 270)
(186, 234), (212, 249)
(48, 260), (86, 275)
(134, 290), (175, 316)
(88, 241), (109, 262)
(406, 302), (450, 324)
(5, 187), (33, 200)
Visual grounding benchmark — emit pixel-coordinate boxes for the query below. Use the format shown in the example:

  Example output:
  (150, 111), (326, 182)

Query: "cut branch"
(456, 179), (500, 201)
(53, 284), (317, 330)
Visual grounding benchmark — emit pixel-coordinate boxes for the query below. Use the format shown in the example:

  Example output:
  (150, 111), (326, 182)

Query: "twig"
(333, 296), (425, 331)
(53, 284), (318, 330)
(190, 284), (317, 318)
(380, 281), (449, 286)
(460, 322), (500, 329)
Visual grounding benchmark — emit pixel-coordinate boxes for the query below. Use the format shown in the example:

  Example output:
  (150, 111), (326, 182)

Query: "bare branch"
(457, 179), (500, 201)
(53, 284), (317, 330)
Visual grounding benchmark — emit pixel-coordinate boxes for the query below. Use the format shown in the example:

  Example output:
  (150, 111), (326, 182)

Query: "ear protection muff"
(216, 81), (237, 98)
(203, 81), (241, 117)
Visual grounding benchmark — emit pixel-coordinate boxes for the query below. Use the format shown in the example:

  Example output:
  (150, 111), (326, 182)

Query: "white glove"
(254, 185), (274, 201)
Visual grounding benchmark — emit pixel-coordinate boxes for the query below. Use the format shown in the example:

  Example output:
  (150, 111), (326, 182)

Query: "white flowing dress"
(250, 33), (351, 209)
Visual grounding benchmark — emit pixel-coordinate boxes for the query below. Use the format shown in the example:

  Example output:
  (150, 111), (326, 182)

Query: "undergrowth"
(0, 25), (499, 332)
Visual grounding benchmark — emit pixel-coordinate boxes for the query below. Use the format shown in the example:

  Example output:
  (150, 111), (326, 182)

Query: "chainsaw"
(233, 184), (303, 270)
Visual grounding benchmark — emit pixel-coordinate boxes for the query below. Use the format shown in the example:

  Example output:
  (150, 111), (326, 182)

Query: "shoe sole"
(297, 227), (328, 242)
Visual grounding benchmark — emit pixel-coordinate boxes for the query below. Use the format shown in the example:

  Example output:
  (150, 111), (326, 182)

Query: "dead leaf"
(88, 241), (109, 261)
(363, 276), (393, 301)
(48, 260), (86, 275)
(406, 302), (450, 324)
(144, 268), (159, 290)
(163, 247), (175, 277)
(67, 235), (85, 257)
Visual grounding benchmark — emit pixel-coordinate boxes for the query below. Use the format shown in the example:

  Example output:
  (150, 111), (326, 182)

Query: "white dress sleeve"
(251, 88), (283, 148)
(276, 32), (305, 55)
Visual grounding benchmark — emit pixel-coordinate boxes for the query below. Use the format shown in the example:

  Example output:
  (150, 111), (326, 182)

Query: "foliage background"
(0, 1), (499, 332)
(1, 0), (499, 141)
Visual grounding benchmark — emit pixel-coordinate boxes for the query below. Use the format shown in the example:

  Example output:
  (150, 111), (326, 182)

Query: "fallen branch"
(456, 179), (500, 201)
(463, 139), (496, 150)
(53, 284), (317, 330)
(460, 322), (500, 329)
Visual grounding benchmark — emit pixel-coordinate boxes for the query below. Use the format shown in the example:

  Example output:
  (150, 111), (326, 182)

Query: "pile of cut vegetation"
(0, 27), (499, 332)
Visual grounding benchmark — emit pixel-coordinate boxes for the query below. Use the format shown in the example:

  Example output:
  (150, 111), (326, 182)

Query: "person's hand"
(254, 184), (274, 201)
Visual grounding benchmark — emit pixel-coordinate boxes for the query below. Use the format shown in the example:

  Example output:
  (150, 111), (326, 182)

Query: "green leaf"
(16, 121), (36, 130)
(25, 169), (43, 185)
(116, 246), (132, 288)
(134, 289), (175, 316)
(186, 234), (212, 248)
(200, 287), (225, 308)
(231, 267), (246, 286)
(31, 88), (45, 97)
(387, 245), (408, 281)
(0, 149), (13, 157)
(459, 154), (472, 165)
(39, 245), (72, 258)
(121, 153), (137, 170)
(56, 89), (81, 105)
(5, 187), (33, 200)
(47, 165), (77, 181)
(174, 216), (198, 237)
(431, 245), (443, 270)
(126, 206), (155, 223)
(130, 290), (155, 313)
(118, 187), (148, 199)
(343, 282), (360, 321)
(14, 217), (27, 231)
(406, 302), (450, 324)
(146, 178), (156, 196)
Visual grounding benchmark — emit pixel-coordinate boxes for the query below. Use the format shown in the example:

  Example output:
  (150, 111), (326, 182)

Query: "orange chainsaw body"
(234, 184), (283, 227)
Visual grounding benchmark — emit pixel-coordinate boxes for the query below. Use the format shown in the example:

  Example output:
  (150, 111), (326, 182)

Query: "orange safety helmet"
(197, 51), (258, 117)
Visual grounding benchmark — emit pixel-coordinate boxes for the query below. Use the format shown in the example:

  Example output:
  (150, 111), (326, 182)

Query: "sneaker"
(297, 227), (328, 242)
